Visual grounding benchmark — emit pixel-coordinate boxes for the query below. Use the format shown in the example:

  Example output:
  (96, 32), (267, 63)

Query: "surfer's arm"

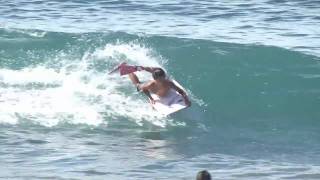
(143, 90), (155, 104)
(140, 66), (162, 73)
(169, 82), (191, 106)
(138, 81), (155, 104)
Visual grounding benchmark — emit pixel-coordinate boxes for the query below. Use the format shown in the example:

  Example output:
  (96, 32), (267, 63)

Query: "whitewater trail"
(0, 42), (192, 127)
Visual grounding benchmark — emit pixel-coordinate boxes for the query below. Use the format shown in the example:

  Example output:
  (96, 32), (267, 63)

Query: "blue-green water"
(1, 1), (320, 179)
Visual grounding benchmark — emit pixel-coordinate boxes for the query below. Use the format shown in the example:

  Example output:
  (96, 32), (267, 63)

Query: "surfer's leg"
(128, 73), (141, 85)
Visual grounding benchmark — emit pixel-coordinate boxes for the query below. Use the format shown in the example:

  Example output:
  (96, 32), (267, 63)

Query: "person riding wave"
(128, 66), (191, 106)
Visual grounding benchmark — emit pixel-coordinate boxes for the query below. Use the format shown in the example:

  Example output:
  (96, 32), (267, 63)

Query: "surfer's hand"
(149, 98), (156, 104)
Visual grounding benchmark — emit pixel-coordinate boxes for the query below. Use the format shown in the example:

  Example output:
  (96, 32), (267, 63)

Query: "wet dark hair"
(152, 68), (166, 80)
(196, 170), (211, 180)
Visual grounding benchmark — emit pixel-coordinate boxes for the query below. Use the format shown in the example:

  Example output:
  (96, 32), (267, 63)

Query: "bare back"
(148, 79), (172, 97)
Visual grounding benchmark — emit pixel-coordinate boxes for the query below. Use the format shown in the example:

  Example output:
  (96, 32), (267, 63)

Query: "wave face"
(1, 29), (320, 179)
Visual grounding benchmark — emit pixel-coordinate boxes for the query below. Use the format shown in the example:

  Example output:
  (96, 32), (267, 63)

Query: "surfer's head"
(196, 170), (211, 180)
(152, 68), (166, 80)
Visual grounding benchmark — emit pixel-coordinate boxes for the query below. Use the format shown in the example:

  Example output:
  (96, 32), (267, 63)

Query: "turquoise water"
(1, 1), (320, 179)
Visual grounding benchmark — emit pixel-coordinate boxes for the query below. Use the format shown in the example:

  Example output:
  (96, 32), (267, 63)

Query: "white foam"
(0, 42), (174, 127)
(0, 66), (63, 85)
(93, 43), (164, 67)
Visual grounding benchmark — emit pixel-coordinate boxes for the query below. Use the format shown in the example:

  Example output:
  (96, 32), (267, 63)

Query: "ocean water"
(1, 0), (320, 179)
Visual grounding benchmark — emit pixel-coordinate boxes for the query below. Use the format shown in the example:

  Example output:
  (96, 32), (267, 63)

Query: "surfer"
(128, 67), (191, 106)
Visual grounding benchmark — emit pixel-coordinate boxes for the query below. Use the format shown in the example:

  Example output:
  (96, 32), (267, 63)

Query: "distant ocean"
(1, 0), (320, 179)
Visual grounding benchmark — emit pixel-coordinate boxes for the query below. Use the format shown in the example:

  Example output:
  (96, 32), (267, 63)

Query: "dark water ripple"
(0, 0), (319, 56)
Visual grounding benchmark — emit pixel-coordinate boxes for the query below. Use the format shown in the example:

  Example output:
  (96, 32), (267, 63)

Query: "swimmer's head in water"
(152, 68), (166, 80)
(196, 170), (211, 180)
